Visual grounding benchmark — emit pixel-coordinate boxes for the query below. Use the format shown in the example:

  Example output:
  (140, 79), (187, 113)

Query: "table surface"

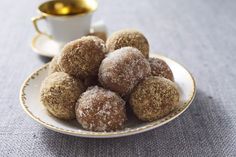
(1, 0), (236, 156)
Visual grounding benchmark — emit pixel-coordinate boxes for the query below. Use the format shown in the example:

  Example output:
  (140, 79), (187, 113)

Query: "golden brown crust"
(40, 72), (85, 120)
(149, 58), (174, 81)
(99, 47), (151, 96)
(106, 29), (149, 58)
(129, 76), (180, 121)
(59, 36), (106, 78)
(76, 86), (126, 132)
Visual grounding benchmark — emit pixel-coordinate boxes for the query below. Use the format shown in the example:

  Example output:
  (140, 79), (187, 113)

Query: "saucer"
(19, 54), (196, 138)
(31, 21), (107, 58)
(31, 34), (61, 58)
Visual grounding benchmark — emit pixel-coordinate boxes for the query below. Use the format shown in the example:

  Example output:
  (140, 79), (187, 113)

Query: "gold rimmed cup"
(32, 0), (98, 44)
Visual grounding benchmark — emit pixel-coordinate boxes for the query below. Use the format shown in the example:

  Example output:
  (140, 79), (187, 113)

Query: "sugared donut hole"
(40, 72), (85, 120)
(106, 29), (149, 58)
(75, 86), (127, 132)
(129, 76), (180, 121)
(98, 47), (151, 96)
(59, 36), (106, 79)
(149, 57), (174, 81)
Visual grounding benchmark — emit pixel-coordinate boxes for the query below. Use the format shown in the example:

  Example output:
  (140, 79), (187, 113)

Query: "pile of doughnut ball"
(40, 29), (180, 132)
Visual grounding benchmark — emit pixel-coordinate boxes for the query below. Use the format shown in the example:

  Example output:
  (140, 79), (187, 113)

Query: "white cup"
(32, 0), (98, 44)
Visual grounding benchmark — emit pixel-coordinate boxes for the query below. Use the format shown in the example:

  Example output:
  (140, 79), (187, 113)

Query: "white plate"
(19, 54), (196, 138)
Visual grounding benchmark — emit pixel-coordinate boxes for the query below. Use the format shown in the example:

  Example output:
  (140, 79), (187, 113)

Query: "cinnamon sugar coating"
(40, 72), (85, 120)
(99, 47), (151, 96)
(129, 76), (180, 121)
(76, 86), (126, 132)
(149, 57), (174, 81)
(106, 29), (149, 58)
(59, 36), (106, 78)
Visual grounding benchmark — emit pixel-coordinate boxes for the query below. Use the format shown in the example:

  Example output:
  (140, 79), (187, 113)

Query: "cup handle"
(32, 15), (51, 38)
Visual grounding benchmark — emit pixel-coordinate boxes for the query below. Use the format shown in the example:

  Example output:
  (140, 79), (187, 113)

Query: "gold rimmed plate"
(19, 54), (196, 138)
